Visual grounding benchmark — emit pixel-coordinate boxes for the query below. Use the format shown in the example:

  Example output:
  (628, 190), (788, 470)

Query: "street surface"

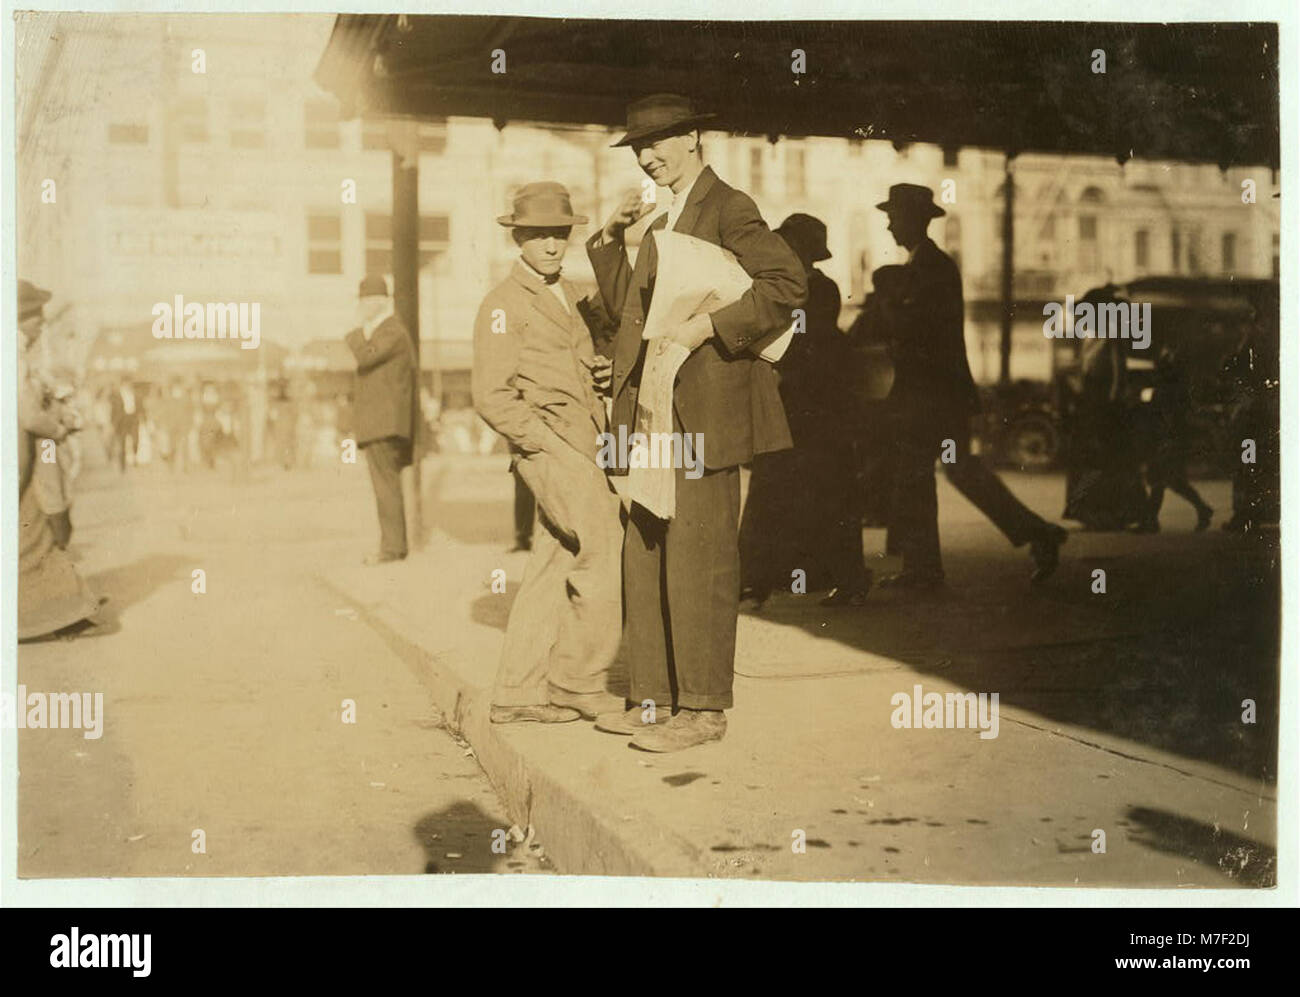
(17, 450), (1278, 886)
(17, 458), (552, 878)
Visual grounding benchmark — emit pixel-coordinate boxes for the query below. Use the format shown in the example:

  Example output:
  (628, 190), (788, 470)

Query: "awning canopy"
(316, 16), (1279, 168)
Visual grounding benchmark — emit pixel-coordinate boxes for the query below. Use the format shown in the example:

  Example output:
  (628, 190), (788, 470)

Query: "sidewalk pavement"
(321, 456), (1277, 886)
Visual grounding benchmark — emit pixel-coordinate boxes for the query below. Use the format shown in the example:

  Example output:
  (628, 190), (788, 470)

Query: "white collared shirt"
(520, 257), (570, 313)
(659, 167), (704, 232)
(362, 303), (394, 340)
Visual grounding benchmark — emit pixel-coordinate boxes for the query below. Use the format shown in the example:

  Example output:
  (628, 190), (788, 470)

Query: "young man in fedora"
(870, 183), (1068, 589)
(346, 273), (416, 564)
(472, 182), (626, 725)
(587, 94), (807, 751)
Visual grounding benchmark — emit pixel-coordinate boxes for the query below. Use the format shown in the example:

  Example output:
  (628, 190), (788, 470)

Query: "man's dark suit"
(345, 312), (416, 559)
(588, 165), (806, 711)
(884, 237), (1052, 578)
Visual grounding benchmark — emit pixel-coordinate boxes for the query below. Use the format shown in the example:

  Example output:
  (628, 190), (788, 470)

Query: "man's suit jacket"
(587, 166), (807, 472)
(883, 237), (980, 427)
(345, 312), (416, 449)
(471, 262), (607, 462)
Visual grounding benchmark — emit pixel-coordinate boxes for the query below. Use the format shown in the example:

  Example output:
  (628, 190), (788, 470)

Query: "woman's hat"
(496, 182), (587, 228)
(776, 213), (832, 262)
(611, 94), (715, 148)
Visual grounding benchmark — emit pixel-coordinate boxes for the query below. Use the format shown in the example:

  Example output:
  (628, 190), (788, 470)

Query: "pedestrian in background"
(1135, 346), (1212, 532)
(870, 184), (1067, 589)
(345, 274), (416, 564)
(17, 280), (108, 641)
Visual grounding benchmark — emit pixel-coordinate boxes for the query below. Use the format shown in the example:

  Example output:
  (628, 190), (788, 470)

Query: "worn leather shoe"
(1029, 525), (1068, 583)
(490, 704), (581, 724)
(593, 704), (670, 735)
(629, 708), (726, 752)
(549, 688), (626, 720)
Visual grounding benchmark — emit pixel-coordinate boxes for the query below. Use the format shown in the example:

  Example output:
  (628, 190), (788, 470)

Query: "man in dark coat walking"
(587, 94), (807, 751)
(345, 273), (416, 564)
(871, 184), (1066, 589)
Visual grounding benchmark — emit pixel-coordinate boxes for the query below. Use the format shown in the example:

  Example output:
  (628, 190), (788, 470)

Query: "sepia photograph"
(3, 2), (1291, 909)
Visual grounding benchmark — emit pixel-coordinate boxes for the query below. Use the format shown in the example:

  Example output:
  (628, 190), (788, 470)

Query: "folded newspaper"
(627, 231), (798, 520)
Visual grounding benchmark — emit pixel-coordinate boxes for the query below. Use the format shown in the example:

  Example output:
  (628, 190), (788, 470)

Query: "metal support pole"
(391, 129), (423, 547)
(999, 154), (1016, 384)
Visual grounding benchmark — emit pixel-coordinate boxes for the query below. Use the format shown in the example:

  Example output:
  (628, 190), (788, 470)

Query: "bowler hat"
(611, 94), (715, 148)
(496, 182), (587, 228)
(875, 183), (945, 219)
(776, 213), (832, 262)
(19, 279), (52, 321)
(358, 273), (389, 298)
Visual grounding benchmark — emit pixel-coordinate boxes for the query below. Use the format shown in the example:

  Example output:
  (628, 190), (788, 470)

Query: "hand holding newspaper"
(627, 231), (797, 519)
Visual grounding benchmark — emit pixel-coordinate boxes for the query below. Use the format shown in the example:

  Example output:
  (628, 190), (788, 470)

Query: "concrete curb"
(318, 571), (709, 878)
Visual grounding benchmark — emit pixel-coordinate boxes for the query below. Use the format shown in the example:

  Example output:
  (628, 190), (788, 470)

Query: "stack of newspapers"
(628, 231), (796, 519)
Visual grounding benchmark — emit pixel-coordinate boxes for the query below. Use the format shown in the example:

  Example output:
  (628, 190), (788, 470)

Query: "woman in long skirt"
(17, 280), (105, 641)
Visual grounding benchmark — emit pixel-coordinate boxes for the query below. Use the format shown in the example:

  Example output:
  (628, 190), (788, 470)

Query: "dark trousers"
(892, 415), (1050, 578)
(624, 463), (740, 712)
(363, 436), (409, 558)
(513, 472), (536, 547)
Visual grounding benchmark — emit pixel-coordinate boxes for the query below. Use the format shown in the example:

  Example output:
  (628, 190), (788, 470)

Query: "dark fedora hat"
(611, 93), (715, 148)
(875, 183), (945, 219)
(496, 181), (587, 228)
(777, 213), (832, 262)
(18, 278), (52, 321)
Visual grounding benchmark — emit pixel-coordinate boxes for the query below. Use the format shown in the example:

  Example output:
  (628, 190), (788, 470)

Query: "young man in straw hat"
(472, 182), (626, 725)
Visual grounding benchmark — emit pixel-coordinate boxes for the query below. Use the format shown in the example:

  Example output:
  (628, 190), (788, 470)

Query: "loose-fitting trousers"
(363, 436), (409, 559)
(892, 414), (1050, 578)
(624, 463), (741, 712)
(493, 442), (624, 707)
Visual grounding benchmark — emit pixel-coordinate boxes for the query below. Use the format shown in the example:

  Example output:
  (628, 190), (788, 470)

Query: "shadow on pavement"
(742, 524), (1280, 783)
(1123, 805), (1276, 887)
(85, 554), (195, 615)
(413, 801), (549, 874)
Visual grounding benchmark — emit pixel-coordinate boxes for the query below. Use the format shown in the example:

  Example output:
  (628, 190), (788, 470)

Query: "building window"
(304, 100), (340, 149)
(1221, 231), (1237, 273)
(307, 212), (342, 274)
(785, 146), (806, 198)
(1273, 234), (1280, 278)
(418, 214), (450, 268)
(230, 98), (266, 150)
(417, 119), (447, 155)
(749, 147), (765, 197)
(365, 212), (392, 273)
(175, 97), (208, 143)
(1135, 229), (1150, 270)
(1171, 229), (1182, 272)
(108, 122), (149, 145)
(942, 145), (959, 167)
(1187, 229), (1203, 275)
(1078, 215), (1098, 271)
(365, 213), (451, 273)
